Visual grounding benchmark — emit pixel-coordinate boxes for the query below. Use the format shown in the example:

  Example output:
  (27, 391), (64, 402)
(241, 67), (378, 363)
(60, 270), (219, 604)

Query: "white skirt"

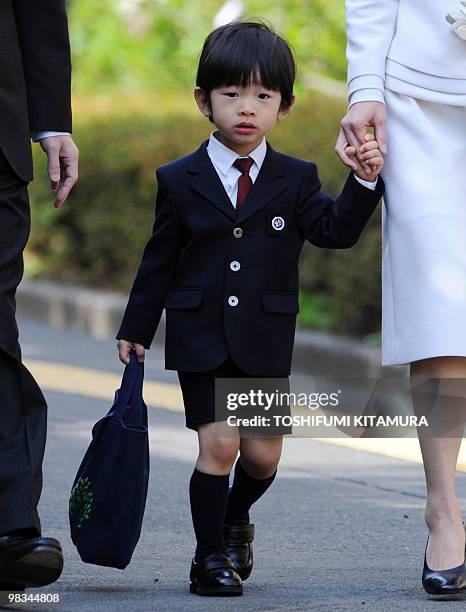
(381, 89), (466, 366)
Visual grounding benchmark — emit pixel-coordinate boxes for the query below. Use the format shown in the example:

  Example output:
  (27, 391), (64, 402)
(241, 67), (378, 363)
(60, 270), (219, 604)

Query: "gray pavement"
(3, 318), (466, 611)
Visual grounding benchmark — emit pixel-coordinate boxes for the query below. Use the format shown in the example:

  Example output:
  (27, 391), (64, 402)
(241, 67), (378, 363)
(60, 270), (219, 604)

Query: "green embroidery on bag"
(69, 476), (93, 529)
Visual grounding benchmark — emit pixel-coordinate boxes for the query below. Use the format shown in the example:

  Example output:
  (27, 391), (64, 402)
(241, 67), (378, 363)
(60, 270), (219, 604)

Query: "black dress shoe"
(0, 535), (63, 591)
(422, 536), (466, 598)
(189, 552), (242, 596)
(224, 521), (254, 580)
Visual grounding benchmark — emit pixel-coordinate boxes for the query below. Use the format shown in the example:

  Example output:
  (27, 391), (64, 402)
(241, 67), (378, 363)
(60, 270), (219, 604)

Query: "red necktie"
(233, 157), (254, 211)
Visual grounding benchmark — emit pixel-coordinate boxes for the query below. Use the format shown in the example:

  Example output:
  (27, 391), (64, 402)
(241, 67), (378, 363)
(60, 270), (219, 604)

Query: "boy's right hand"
(117, 339), (145, 364)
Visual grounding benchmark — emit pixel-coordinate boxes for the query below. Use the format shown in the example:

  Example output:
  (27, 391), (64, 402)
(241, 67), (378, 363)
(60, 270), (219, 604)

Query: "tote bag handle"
(111, 351), (145, 425)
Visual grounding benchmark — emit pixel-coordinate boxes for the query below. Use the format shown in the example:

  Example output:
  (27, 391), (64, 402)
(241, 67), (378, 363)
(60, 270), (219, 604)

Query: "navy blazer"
(117, 140), (384, 376)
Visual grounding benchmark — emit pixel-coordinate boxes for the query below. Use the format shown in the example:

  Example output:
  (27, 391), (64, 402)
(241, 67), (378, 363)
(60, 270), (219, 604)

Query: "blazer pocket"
(164, 288), (203, 310)
(261, 291), (299, 315)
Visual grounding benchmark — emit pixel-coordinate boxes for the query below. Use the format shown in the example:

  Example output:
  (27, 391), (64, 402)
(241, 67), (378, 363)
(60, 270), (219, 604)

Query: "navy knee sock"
(189, 468), (230, 559)
(224, 458), (277, 524)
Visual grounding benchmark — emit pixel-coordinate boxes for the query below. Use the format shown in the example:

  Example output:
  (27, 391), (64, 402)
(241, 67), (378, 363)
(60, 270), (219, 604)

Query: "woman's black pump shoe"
(422, 535), (466, 598)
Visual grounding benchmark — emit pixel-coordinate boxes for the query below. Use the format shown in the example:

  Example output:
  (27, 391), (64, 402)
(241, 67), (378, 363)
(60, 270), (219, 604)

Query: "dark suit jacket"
(117, 140), (385, 376)
(0, 0), (72, 181)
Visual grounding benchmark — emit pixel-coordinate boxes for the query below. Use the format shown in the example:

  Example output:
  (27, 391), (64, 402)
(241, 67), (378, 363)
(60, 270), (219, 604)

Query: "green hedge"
(27, 91), (381, 338)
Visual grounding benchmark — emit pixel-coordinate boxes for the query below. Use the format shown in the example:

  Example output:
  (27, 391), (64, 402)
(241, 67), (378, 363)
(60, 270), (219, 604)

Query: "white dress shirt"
(31, 131), (70, 142)
(206, 131), (267, 207)
(206, 131), (375, 207)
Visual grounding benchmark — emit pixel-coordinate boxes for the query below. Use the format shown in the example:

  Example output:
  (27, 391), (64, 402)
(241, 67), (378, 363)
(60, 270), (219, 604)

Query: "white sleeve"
(345, 0), (399, 106)
(354, 174), (377, 190)
(31, 131), (71, 142)
(349, 87), (386, 108)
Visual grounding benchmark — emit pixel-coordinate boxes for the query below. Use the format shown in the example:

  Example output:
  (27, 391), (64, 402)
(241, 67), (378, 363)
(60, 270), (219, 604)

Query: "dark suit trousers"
(0, 149), (47, 536)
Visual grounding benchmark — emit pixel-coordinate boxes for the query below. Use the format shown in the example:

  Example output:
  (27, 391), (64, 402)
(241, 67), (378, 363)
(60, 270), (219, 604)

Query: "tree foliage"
(68, 0), (346, 94)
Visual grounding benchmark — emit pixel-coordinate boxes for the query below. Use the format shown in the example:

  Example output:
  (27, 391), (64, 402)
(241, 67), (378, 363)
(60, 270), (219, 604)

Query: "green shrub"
(27, 91), (381, 337)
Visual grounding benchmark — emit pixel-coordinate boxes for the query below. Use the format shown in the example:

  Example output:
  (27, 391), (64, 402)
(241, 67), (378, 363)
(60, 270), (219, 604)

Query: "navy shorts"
(177, 355), (292, 435)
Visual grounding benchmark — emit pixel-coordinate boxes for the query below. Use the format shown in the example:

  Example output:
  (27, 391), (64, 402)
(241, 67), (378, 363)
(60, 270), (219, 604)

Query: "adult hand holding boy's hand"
(345, 134), (384, 183)
(118, 339), (145, 364)
(335, 101), (387, 174)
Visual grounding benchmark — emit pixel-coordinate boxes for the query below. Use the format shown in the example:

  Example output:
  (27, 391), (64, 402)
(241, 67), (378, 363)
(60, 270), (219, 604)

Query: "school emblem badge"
(271, 216), (285, 231)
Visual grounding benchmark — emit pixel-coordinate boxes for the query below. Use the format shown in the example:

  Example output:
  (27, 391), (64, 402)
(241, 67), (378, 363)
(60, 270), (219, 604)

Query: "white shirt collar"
(207, 131), (267, 176)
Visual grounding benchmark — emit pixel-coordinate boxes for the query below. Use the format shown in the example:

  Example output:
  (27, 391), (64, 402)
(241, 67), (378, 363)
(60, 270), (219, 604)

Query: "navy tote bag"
(69, 351), (149, 569)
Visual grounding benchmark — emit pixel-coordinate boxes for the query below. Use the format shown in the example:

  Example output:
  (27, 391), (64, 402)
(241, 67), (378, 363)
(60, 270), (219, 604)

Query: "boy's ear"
(277, 94), (296, 121)
(194, 87), (211, 119)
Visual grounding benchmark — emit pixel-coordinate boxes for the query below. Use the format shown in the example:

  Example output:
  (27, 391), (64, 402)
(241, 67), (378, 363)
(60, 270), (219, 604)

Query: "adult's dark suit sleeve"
(12, 0), (72, 132)
(116, 169), (184, 349)
(296, 164), (384, 248)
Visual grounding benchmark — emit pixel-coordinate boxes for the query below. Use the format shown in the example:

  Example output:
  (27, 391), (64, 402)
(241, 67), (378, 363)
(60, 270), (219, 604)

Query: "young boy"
(117, 21), (384, 597)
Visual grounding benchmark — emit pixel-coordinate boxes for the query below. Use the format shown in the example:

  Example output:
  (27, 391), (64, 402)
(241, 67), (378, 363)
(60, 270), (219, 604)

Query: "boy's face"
(194, 81), (294, 156)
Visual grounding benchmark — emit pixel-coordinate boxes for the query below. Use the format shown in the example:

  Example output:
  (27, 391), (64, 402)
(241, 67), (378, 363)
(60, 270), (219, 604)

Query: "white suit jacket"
(346, 0), (466, 106)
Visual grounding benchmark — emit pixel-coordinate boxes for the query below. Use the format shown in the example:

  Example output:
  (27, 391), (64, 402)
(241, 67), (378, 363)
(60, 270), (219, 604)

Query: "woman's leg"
(411, 356), (466, 570)
(225, 437), (283, 524)
(189, 422), (239, 559)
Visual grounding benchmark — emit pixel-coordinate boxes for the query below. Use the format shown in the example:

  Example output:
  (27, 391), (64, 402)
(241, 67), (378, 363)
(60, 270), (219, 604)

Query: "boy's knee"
(241, 452), (280, 479)
(212, 436), (239, 460)
(199, 436), (239, 473)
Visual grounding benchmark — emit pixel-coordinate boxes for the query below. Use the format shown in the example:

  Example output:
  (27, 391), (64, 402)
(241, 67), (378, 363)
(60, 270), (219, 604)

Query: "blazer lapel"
(187, 141), (237, 221)
(187, 140), (288, 224)
(235, 143), (287, 224)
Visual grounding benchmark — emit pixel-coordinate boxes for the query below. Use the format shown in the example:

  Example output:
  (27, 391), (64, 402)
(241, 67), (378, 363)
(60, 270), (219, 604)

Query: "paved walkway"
(3, 319), (466, 611)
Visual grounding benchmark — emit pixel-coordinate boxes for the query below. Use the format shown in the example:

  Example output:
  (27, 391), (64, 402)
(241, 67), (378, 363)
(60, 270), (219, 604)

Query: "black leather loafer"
(0, 536), (63, 590)
(422, 536), (466, 598)
(189, 552), (242, 596)
(224, 521), (254, 581)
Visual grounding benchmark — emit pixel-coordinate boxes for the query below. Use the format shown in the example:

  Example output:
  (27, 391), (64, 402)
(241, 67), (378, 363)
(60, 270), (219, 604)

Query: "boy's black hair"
(196, 20), (296, 113)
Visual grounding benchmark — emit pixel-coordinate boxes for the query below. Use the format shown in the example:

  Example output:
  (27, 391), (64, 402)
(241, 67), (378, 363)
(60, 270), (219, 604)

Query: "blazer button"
(228, 295), (239, 307)
(233, 227), (243, 238)
(230, 260), (240, 272)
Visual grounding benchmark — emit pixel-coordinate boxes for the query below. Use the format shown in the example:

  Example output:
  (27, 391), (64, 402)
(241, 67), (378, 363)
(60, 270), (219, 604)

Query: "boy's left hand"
(345, 133), (384, 184)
